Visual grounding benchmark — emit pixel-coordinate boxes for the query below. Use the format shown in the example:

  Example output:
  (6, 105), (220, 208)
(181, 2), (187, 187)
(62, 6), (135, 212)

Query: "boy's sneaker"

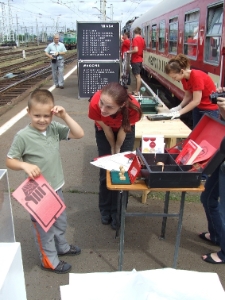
(41, 260), (71, 274)
(58, 244), (81, 256)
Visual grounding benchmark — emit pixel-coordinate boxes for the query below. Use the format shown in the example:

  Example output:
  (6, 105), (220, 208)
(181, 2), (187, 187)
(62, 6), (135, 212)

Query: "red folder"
(12, 174), (66, 232)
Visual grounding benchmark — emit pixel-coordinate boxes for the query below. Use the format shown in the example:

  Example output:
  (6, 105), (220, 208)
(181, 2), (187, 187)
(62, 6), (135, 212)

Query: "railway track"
(0, 55), (49, 76)
(0, 47), (46, 63)
(0, 52), (77, 115)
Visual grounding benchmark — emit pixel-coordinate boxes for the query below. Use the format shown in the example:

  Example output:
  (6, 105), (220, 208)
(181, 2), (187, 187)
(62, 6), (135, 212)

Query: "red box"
(166, 114), (225, 174)
(110, 155), (141, 185)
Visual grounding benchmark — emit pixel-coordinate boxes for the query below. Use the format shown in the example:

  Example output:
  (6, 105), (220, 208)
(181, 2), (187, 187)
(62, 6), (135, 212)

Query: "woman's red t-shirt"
(88, 90), (141, 131)
(181, 69), (218, 110)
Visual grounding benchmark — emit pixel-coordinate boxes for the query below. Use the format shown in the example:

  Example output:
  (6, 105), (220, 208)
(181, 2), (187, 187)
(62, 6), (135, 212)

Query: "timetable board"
(77, 22), (120, 60)
(78, 62), (120, 99)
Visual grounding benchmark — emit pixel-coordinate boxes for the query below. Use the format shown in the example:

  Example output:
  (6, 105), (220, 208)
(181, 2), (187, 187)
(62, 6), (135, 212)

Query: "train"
(47, 31), (77, 50)
(63, 32), (77, 50)
(130, 0), (225, 102)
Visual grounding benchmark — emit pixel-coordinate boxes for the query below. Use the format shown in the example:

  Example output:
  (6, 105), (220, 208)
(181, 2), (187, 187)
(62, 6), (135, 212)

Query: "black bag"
(52, 58), (57, 63)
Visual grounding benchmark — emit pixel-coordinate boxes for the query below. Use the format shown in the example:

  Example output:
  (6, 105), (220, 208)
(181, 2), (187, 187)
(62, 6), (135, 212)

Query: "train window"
(142, 27), (147, 44)
(159, 20), (165, 52)
(184, 11), (199, 58)
(146, 25), (151, 48)
(151, 25), (157, 49)
(205, 4), (223, 65)
(169, 17), (178, 54)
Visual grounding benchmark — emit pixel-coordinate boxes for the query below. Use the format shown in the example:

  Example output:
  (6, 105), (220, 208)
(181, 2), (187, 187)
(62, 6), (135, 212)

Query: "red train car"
(130, 0), (225, 101)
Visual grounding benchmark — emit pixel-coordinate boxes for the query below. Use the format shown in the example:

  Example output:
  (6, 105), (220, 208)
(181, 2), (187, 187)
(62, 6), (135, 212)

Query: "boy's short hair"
(28, 89), (54, 109)
(133, 27), (141, 35)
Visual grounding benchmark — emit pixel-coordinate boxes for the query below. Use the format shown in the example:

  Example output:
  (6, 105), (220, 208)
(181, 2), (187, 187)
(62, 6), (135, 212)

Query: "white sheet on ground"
(60, 268), (225, 300)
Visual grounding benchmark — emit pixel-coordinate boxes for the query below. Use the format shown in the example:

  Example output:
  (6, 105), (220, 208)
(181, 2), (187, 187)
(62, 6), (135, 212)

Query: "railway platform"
(0, 65), (224, 299)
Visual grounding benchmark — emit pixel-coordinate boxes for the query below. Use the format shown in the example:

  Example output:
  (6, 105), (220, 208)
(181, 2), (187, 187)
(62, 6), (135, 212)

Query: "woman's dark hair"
(165, 53), (190, 74)
(101, 82), (142, 132)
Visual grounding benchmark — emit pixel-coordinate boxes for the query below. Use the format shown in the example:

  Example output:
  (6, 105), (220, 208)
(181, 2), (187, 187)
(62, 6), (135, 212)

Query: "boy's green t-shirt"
(7, 121), (70, 191)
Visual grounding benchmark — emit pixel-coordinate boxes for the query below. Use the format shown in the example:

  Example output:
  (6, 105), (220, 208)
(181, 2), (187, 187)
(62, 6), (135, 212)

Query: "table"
(134, 117), (191, 149)
(106, 171), (204, 271)
(134, 116), (191, 203)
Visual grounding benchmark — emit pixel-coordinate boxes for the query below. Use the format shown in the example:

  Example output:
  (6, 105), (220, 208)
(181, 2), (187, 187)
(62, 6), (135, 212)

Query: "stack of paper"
(60, 268), (225, 300)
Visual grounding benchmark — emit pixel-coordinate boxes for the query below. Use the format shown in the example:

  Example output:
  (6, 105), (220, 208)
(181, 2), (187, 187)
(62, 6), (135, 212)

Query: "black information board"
(78, 62), (120, 99)
(77, 22), (120, 60)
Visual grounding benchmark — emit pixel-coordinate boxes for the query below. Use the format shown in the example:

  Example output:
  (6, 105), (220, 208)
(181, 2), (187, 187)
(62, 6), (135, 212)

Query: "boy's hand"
(51, 106), (66, 119)
(23, 162), (41, 180)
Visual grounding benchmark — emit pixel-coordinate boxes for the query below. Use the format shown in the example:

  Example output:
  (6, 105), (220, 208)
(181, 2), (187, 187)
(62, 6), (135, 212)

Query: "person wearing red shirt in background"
(121, 32), (130, 59)
(121, 32), (131, 85)
(88, 82), (142, 230)
(164, 53), (219, 128)
(127, 27), (146, 96)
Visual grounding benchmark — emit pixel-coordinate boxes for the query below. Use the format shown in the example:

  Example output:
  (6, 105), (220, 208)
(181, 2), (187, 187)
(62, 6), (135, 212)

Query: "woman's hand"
(111, 147), (115, 155)
(115, 146), (121, 154)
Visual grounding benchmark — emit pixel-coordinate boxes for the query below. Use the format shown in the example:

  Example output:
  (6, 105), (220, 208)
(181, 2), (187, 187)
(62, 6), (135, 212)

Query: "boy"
(6, 89), (84, 274)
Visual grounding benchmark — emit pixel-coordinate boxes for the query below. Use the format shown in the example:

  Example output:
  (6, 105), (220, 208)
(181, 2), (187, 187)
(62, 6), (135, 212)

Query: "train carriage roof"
(131, 0), (195, 28)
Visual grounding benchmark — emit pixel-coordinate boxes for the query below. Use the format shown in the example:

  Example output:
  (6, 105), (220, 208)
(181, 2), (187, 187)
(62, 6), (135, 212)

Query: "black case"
(137, 149), (202, 188)
(137, 115), (225, 188)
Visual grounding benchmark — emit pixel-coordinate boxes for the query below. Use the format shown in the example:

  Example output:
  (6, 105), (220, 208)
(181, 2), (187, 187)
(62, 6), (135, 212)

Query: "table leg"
(133, 138), (141, 151)
(160, 191), (170, 239)
(172, 191), (186, 268)
(116, 191), (121, 238)
(167, 137), (177, 148)
(141, 190), (150, 203)
(118, 191), (127, 271)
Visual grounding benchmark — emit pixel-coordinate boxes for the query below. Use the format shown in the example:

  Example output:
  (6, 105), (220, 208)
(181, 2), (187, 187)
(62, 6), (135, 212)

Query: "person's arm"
(54, 51), (66, 56)
(179, 90), (202, 116)
(127, 46), (138, 54)
(51, 106), (84, 139)
(6, 158), (41, 180)
(115, 127), (126, 154)
(96, 120), (116, 154)
(45, 51), (53, 59)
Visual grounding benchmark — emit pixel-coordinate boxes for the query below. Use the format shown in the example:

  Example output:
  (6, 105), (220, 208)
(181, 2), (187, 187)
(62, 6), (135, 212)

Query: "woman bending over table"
(88, 82), (142, 230)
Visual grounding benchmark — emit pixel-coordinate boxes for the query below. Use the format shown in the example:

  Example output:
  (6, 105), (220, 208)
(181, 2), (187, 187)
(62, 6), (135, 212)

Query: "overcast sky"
(1, 0), (162, 33)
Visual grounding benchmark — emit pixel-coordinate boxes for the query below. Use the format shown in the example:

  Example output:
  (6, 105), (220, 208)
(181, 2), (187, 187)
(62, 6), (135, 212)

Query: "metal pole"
(36, 18), (39, 46)
(110, 4), (113, 21)
(16, 14), (20, 47)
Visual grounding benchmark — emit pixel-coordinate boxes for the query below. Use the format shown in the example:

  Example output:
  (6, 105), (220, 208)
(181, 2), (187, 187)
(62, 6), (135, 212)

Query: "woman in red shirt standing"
(165, 53), (219, 128)
(88, 82), (142, 229)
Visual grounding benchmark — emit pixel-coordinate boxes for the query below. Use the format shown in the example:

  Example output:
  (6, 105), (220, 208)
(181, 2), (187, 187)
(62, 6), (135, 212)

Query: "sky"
(1, 0), (162, 34)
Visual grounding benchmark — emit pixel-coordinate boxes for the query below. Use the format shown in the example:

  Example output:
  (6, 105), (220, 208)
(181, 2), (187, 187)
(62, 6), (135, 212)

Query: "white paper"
(90, 151), (135, 171)
(141, 135), (164, 153)
(60, 268), (225, 300)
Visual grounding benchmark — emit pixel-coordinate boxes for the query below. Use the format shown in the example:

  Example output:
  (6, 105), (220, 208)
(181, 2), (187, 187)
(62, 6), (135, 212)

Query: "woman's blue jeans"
(192, 107), (219, 128)
(200, 162), (225, 260)
(95, 125), (135, 221)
